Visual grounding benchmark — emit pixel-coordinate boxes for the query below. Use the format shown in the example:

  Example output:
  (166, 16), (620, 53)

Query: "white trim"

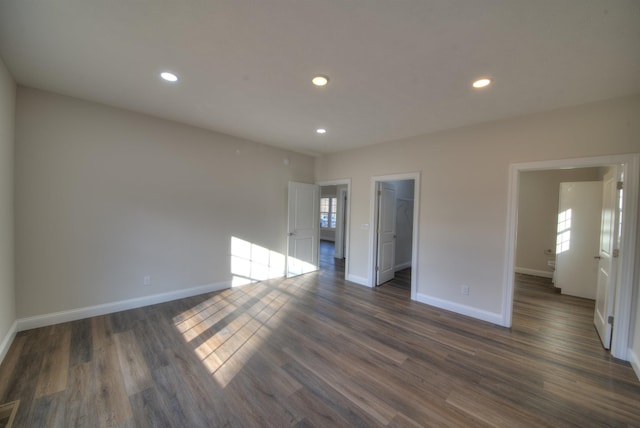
(611, 156), (639, 360)
(369, 172), (420, 301)
(503, 153), (639, 360)
(416, 293), (502, 325)
(346, 274), (370, 287)
(395, 261), (412, 272)
(17, 280), (231, 331)
(629, 348), (640, 381)
(0, 320), (18, 365)
(335, 188), (348, 259)
(317, 179), (352, 280)
(515, 267), (553, 279)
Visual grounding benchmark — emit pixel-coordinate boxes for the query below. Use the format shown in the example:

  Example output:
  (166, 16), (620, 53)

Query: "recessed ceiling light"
(312, 75), (329, 87)
(316, 128), (327, 134)
(160, 72), (179, 82)
(472, 78), (492, 89)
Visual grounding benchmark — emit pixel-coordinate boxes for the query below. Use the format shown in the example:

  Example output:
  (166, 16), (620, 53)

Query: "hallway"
(320, 240), (411, 299)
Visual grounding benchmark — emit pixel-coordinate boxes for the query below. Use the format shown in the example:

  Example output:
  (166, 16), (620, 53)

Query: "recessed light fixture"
(316, 128), (327, 134)
(160, 71), (179, 82)
(472, 78), (492, 89)
(312, 75), (329, 87)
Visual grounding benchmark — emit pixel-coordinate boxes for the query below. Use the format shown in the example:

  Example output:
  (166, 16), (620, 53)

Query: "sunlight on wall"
(556, 208), (572, 254)
(617, 186), (624, 243)
(231, 236), (285, 287)
(286, 256), (317, 277)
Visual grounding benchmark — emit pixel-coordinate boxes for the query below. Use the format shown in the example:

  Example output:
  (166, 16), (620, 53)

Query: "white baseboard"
(415, 293), (503, 326)
(17, 280), (231, 332)
(346, 274), (371, 287)
(394, 261), (411, 272)
(515, 267), (553, 279)
(629, 348), (640, 381)
(0, 320), (18, 365)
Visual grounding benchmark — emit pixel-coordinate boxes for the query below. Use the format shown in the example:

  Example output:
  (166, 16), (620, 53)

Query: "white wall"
(631, 166), (640, 377)
(316, 95), (640, 322)
(633, 220), (640, 377)
(0, 57), (16, 359)
(15, 87), (315, 319)
(516, 168), (602, 277)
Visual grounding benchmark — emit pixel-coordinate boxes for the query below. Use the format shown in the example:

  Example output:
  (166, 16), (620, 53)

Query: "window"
(556, 208), (572, 254)
(320, 197), (337, 228)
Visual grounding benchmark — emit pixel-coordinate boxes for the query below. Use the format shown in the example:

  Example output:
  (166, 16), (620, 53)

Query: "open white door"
(594, 169), (621, 349)
(555, 182), (602, 299)
(376, 182), (396, 285)
(287, 182), (319, 277)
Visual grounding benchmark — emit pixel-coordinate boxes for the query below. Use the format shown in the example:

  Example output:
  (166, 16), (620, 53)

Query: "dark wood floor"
(320, 240), (411, 297)
(1, 248), (639, 427)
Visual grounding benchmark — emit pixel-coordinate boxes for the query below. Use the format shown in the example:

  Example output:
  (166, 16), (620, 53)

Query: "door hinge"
(375, 266), (379, 271)
(378, 190), (382, 196)
(617, 181), (623, 190)
(613, 249), (619, 258)
(608, 315), (614, 325)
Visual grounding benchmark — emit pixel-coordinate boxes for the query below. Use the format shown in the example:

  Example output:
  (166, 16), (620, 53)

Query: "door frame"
(369, 172), (420, 301)
(503, 154), (639, 360)
(317, 179), (351, 279)
(336, 187), (348, 259)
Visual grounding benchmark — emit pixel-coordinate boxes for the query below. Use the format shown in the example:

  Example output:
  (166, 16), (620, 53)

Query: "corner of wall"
(0, 55), (16, 365)
(0, 321), (17, 364)
(415, 293), (504, 326)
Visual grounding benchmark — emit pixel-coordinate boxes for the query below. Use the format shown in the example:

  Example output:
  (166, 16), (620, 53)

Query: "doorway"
(318, 179), (351, 280)
(504, 154), (639, 360)
(370, 173), (420, 300)
(514, 167), (609, 347)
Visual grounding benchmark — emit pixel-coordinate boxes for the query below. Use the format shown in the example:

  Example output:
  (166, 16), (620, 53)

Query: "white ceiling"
(1, 1), (639, 155)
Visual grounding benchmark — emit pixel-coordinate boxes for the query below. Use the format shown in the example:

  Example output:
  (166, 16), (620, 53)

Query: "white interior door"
(376, 182), (396, 285)
(554, 182), (602, 299)
(287, 182), (319, 277)
(594, 169), (621, 349)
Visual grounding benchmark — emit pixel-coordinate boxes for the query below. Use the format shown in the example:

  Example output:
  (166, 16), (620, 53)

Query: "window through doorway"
(320, 197), (337, 229)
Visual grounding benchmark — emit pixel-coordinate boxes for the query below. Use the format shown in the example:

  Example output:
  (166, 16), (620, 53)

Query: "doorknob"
(594, 256), (601, 259)
(288, 232), (295, 236)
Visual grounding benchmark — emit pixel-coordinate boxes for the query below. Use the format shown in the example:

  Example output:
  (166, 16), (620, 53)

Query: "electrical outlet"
(461, 285), (470, 295)
(144, 276), (151, 286)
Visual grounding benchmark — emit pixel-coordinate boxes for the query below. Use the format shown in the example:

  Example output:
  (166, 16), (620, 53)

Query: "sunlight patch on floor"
(174, 278), (297, 388)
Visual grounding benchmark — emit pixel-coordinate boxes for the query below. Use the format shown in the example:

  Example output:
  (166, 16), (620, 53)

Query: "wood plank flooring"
(1, 252), (639, 426)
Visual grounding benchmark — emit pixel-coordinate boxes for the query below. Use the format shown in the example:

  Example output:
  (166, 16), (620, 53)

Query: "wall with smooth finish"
(0, 57), (15, 358)
(632, 226), (640, 376)
(516, 168), (602, 277)
(316, 95), (640, 320)
(15, 87), (315, 319)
